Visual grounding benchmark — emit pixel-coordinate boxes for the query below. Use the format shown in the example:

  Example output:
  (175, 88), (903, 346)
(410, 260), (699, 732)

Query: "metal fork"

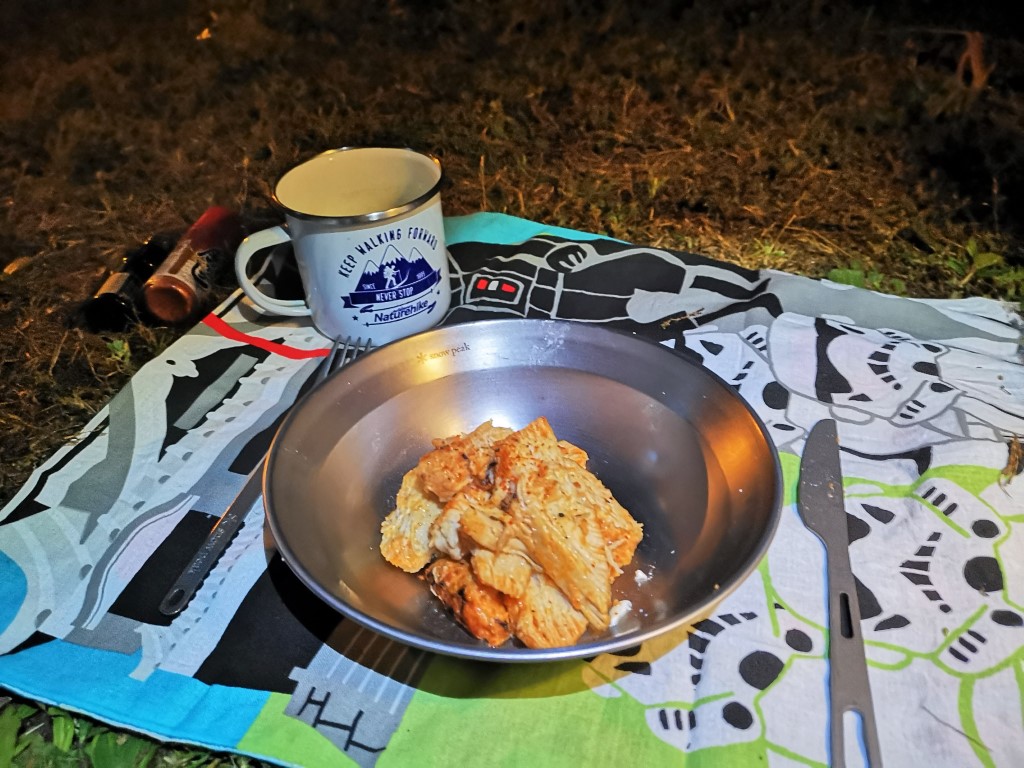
(158, 336), (373, 616)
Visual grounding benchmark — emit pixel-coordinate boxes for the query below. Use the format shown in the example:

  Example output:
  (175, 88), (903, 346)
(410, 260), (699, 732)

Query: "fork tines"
(319, 336), (374, 385)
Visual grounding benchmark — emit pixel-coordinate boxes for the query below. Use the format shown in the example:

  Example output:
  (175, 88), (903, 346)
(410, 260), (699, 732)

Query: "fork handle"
(157, 337), (366, 617)
(158, 458), (265, 616)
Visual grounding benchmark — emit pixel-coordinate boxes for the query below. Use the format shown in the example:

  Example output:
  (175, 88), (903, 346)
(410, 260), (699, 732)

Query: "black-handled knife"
(798, 419), (883, 767)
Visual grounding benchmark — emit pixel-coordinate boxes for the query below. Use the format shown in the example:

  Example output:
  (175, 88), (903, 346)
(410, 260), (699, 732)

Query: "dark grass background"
(0, 0), (1022, 764)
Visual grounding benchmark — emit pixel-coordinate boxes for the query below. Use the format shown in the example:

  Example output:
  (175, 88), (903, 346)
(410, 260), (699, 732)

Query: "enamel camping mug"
(234, 147), (451, 344)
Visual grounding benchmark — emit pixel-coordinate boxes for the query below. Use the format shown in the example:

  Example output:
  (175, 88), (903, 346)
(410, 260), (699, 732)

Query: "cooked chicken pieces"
(471, 548), (532, 599)
(425, 558), (511, 647)
(379, 471), (442, 573)
(417, 421), (512, 502)
(507, 573), (589, 649)
(379, 417), (644, 649)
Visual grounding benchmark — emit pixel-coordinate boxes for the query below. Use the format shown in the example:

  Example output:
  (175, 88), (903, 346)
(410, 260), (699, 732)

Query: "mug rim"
(272, 146), (444, 226)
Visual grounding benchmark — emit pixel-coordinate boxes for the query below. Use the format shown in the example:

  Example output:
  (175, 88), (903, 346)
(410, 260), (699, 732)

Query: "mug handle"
(234, 226), (312, 317)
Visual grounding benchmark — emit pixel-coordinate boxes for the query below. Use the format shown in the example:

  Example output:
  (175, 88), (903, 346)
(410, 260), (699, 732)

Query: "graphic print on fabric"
(443, 235), (1022, 764)
(0, 226), (1020, 768)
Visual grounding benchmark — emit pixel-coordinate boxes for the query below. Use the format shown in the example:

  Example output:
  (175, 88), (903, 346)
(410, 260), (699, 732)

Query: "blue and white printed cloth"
(0, 213), (1022, 767)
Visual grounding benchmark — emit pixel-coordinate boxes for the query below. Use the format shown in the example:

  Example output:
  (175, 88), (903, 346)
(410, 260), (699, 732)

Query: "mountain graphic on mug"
(341, 243), (442, 315)
(358, 245), (434, 293)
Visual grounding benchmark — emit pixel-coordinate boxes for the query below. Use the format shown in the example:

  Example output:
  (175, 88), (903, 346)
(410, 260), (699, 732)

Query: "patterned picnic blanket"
(1, 213), (1022, 767)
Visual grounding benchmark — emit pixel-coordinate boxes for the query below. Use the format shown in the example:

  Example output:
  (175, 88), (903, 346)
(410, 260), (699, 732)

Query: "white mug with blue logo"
(234, 147), (451, 344)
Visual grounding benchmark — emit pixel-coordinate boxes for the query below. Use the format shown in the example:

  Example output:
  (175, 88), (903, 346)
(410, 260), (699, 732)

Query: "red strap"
(202, 314), (328, 359)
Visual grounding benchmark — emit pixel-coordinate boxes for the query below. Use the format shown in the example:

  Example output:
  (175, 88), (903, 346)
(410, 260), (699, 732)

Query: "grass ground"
(0, 0), (1021, 765)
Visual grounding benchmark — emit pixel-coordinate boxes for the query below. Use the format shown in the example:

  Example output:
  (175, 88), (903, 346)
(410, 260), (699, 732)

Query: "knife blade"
(798, 419), (883, 768)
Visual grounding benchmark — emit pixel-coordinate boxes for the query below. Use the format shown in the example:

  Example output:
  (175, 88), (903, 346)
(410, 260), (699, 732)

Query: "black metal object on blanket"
(797, 419), (883, 767)
(158, 336), (373, 617)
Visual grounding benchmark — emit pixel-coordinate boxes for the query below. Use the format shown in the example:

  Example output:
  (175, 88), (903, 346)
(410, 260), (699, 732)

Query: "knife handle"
(828, 580), (883, 768)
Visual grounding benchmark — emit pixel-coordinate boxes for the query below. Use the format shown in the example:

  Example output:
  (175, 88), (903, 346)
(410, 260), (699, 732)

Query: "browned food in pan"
(380, 417), (643, 649)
